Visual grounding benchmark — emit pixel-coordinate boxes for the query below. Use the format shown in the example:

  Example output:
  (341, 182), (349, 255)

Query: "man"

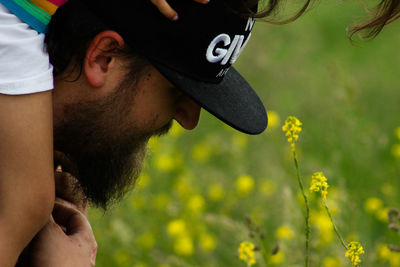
(22, 0), (269, 265)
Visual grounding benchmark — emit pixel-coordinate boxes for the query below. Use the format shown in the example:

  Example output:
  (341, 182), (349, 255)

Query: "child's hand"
(20, 199), (97, 267)
(151, 0), (209, 20)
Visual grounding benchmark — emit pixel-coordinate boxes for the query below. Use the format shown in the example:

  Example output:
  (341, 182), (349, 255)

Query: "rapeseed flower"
(208, 184), (225, 202)
(345, 241), (364, 266)
(395, 126), (400, 140)
(364, 197), (383, 214)
(269, 250), (284, 265)
(311, 211), (333, 244)
(199, 233), (217, 251)
(155, 154), (176, 171)
(391, 144), (400, 158)
(310, 172), (329, 201)
(236, 174), (255, 196)
(187, 194), (205, 213)
(275, 225), (294, 240)
(173, 235), (194, 256)
(238, 241), (256, 266)
(167, 219), (187, 237)
(282, 116), (302, 151)
(377, 243), (400, 267)
(267, 110), (281, 129)
(323, 257), (342, 267)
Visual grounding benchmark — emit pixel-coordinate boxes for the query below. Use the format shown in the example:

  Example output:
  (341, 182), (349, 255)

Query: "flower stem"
(292, 149), (310, 267)
(323, 199), (348, 250)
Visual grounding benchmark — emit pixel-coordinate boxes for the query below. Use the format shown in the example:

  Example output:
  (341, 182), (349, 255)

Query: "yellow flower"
(267, 110), (281, 129)
(323, 257), (342, 267)
(312, 211), (333, 244)
(236, 175), (255, 196)
(364, 197), (383, 214)
(377, 207), (389, 223)
(310, 172), (329, 201)
(377, 243), (391, 261)
(275, 225), (294, 240)
(167, 219), (186, 237)
(345, 241), (364, 266)
(269, 250), (285, 265)
(395, 126), (400, 140)
(155, 154), (176, 171)
(174, 235), (194, 256)
(282, 116), (302, 151)
(199, 233), (217, 251)
(191, 142), (213, 162)
(238, 241), (256, 266)
(208, 184), (225, 202)
(187, 194), (205, 213)
(391, 144), (400, 158)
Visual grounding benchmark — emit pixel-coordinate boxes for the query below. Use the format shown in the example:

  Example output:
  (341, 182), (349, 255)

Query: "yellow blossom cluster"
(282, 116), (302, 151)
(166, 219), (194, 256)
(310, 172), (329, 201)
(238, 241), (256, 266)
(345, 241), (364, 266)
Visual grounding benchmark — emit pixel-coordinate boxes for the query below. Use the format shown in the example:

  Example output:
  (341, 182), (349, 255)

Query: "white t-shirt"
(0, 3), (53, 95)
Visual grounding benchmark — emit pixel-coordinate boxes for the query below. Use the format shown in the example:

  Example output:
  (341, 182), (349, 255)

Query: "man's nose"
(173, 96), (201, 130)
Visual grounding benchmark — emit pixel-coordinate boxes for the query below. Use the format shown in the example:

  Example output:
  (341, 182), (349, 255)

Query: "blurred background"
(90, 0), (400, 266)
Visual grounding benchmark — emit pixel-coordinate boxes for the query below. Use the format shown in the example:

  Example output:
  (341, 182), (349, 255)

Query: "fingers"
(52, 199), (92, 237)
(151, 0), (209, 21)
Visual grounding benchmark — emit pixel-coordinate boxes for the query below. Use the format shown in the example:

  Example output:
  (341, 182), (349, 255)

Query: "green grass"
(90, 1), (400, 266)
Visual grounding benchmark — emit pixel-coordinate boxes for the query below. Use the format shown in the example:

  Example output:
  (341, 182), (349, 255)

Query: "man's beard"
(54, 76), (172, 209)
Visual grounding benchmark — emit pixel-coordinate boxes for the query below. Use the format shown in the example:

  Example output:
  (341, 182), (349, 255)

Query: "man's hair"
(349, 0), (400, 39)
(45, 2), (150, 80)
(45, 0), (312, 79)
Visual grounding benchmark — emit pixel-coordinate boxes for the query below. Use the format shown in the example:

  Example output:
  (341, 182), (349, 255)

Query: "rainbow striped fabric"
(0, 0), (68, 33)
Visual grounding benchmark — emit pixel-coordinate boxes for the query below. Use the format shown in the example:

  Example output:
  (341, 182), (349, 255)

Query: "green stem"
(292, 149), (311, 267)
(258, 239), (269, 266)
(323, 199), (348, 250)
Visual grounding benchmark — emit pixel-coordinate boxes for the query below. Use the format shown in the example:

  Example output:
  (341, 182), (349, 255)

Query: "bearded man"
(21, 0), (269, 265)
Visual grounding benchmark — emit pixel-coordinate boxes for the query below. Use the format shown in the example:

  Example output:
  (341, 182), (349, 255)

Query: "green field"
(90, 1), (400, 266)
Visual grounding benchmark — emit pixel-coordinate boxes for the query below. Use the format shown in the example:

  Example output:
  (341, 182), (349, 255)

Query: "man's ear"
(84, 31), (125, 88)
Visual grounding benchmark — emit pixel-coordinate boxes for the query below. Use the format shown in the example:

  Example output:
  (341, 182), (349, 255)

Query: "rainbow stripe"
(0, 0), (67, 33)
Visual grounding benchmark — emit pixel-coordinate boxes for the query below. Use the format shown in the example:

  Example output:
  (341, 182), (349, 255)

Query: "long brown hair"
(228, 0), (312, 24)
(349, 0), (400, 38)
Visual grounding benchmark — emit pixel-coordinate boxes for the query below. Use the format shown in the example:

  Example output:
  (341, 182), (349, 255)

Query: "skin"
(0, 92), (54, 267)
(151, 0), (210, 20)
(23, 30), (201, 266)
(18, 198), (97, 267)
(3, 1), (206, 266)
(53, 31), (201, 136)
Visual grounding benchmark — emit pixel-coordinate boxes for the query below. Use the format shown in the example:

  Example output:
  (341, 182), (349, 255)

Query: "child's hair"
(349, 0), (400, 39)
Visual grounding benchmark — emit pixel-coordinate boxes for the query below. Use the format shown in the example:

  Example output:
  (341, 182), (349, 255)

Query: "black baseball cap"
(76, 0), (268, 134)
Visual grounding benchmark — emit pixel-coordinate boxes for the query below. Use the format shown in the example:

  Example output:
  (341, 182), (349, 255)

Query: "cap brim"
(153, 63), (268, 135)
